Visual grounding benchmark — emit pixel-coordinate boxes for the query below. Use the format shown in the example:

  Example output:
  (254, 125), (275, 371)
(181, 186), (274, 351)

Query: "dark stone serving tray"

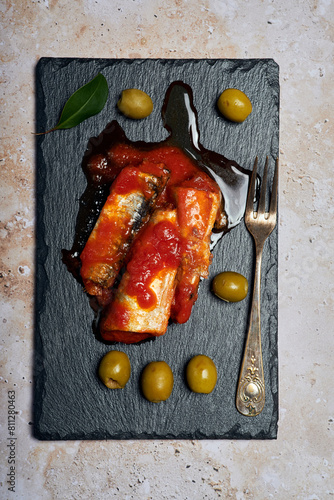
(34, 58), (279, 440)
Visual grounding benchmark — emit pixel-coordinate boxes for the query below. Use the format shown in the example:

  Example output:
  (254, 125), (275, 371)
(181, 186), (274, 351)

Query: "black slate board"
(34, 58), (279, 440)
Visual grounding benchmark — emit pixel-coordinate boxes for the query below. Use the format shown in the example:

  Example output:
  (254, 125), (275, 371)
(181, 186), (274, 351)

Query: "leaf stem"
(33, 128), (56, 136)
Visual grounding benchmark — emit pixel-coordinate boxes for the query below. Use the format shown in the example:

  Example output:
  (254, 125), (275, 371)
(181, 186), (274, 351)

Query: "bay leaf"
(38, 73), (109, 134)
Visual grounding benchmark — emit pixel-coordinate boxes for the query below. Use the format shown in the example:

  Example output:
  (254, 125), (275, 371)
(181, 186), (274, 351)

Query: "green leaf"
(38, 73), (109, 134)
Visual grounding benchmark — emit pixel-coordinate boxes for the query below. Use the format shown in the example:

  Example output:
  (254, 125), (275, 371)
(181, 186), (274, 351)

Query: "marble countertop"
(1, 1), (333, 498)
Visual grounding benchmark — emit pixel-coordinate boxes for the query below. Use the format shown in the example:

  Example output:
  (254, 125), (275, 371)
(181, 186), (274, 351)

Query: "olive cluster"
(98, 352), (217, 402)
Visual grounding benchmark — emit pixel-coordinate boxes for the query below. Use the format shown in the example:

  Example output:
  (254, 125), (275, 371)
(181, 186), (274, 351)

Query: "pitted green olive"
(117, 88), (153, 119)
(212, 271), (248, 302)
(186, 355), (217, 394)
(98, 350), (131, 389)
(217, 88), (252, 123)
(141, 361), (174, 402)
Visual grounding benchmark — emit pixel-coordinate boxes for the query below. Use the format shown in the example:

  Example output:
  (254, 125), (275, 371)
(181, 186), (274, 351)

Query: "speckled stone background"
(0, 1), (333, 499)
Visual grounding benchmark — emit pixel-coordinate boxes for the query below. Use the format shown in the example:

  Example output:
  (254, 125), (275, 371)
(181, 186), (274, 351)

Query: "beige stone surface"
(1, 0), (333, 498)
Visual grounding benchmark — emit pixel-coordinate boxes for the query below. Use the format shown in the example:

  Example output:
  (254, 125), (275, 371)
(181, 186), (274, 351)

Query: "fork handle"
(236, 243), (265, 416)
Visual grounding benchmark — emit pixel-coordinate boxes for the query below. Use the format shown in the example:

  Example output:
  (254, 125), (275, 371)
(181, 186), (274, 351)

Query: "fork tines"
(247, 157), (278, 220)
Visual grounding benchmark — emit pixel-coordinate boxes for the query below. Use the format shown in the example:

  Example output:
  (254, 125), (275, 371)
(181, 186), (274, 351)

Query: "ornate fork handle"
(236, 241), (265, 416)
(236, 157), (278, 417)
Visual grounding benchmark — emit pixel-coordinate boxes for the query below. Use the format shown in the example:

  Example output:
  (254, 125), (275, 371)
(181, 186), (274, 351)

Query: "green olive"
(141, 361), (174, 402)
(117, 88), (153, 119)
(212, 271), (248, 302)
(186, 355), (217, 394)
(217, 88), (252, 123)
(98, 350), (131, 389)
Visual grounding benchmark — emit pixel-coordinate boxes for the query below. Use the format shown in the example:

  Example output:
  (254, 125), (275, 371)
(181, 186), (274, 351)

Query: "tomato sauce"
(100, 142), (220, 206)
(126, 219), (182, 309)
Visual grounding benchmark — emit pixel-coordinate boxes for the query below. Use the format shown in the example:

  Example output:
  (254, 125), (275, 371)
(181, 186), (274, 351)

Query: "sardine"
(80, 161), (169, 305)
(100, 208), (180, 343)
(171, 186), (221, 324)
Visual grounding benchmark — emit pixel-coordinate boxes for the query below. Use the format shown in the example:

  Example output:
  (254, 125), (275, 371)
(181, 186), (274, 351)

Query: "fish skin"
(80, 163), (169, 306)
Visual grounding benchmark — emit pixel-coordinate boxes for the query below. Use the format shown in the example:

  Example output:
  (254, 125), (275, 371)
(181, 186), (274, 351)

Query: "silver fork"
(236, 157), (278, 416)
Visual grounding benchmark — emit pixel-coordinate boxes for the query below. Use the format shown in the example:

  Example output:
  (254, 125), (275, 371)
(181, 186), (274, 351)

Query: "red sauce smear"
(126, 219), (182, 309)
(99, 142), (220, 205)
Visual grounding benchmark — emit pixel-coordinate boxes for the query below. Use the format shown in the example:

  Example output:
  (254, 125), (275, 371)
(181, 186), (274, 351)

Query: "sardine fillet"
(80, 162), (168, 304)
(171, 186), (221, 324)
(100, 208), (179, 343)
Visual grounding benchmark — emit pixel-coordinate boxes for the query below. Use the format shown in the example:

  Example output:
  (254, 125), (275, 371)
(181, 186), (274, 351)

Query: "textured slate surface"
(34, 58), (279, 440)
